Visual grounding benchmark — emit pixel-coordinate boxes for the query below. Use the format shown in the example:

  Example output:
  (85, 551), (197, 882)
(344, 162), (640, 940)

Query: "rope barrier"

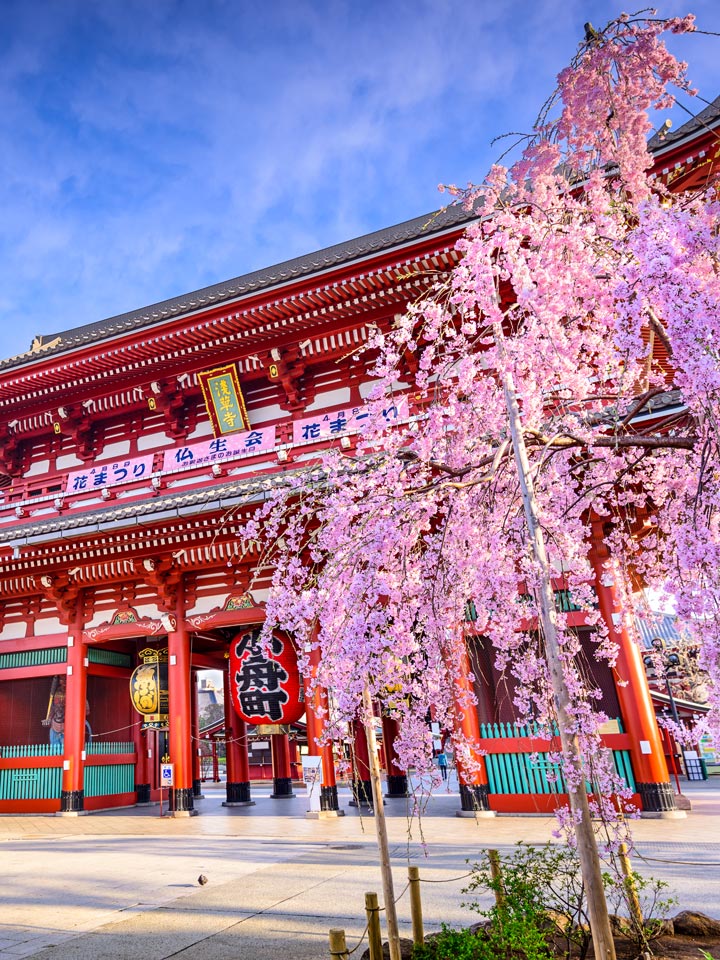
(418, 871), (475, 883)
(635, 852), (720, 867)
(344, 920), (369, 956)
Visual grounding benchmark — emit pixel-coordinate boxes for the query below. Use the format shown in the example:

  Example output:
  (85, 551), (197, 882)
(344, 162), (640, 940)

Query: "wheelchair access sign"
(160, 763), (174, 787)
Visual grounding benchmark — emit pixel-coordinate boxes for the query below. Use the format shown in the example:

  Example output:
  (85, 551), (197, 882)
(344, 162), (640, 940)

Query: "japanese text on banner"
(65, 455), (155, 494)
(292, 395), (409, 446)
(162, 426), (276, 473)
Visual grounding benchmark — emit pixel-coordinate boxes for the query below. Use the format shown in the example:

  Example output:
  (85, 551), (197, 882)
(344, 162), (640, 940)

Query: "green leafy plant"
(602, 864), (677, 953)
(412, 924), (488, 959)
(457, 845), (562, 960)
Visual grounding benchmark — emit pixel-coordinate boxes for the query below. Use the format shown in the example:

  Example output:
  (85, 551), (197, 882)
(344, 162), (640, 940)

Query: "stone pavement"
(0, 777), (718, 960)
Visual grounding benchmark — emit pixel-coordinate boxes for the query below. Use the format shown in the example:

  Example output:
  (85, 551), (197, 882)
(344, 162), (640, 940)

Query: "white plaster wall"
(34, 617), (65, 636)
(98, 440), (131, 459)
(248, 403), (285, 424)
(56, 453), (84, 469)
(187, 420), (214, 440)
(84, 608), (110, 629)
(305, 387), (351, 411)
(25, 459), (51, 477)
(137, 431), (174, 450)
(186, 594), (224, 617)
(133, 604), (160, 620)
(0, 622), (27, 640)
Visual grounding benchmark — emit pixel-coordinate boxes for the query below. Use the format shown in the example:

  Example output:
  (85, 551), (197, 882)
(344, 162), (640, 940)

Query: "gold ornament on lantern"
(130, 648), (169, 730)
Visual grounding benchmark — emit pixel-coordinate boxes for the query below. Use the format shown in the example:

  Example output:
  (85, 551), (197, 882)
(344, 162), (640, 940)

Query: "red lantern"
(229, 627), (303, 726)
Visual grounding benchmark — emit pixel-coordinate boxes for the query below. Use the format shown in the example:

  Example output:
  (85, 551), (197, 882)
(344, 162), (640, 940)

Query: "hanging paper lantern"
(129, 648), (169, 729)
(230, 627), (303, 725)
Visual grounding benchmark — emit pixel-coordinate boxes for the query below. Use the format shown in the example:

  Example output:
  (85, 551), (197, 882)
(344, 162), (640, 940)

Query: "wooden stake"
(494, 318), (617, 960)
(363, 683), (402, 960)
(365, 892), (383, 960)
(328, 928), (349, 959)
(487, 849), (506, 908)
(618, 842), (644, 934)
(408, 866), (424, 946)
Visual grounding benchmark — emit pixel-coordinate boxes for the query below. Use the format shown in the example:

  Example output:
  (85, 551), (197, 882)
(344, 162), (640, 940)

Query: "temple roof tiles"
(2, 205), (473, 374)
(2, 96), (717, 378)
(647, 93), (720, 153)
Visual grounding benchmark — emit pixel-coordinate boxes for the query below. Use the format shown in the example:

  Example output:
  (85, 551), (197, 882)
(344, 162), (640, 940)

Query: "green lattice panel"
(84, 763), (134, 797)
(87, 648), (133, 668)
(0, 647), (66, 670)
(0, 765), (61, 800)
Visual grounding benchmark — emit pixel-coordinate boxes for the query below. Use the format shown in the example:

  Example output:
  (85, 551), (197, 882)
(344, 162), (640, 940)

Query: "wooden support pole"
(365, 892), (383, 960)
(487, 849), (505, 908)
(408, 866), (424, 947)
(494, 316), (617, 960)
(618, 842), (644, 934)
(362, 683), (401, 960)
(328, 928), (349, 959)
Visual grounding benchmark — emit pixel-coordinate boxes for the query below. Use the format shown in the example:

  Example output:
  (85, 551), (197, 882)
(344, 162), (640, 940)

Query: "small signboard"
(302, 755), (323, 813)
(160, 763), (174, 787)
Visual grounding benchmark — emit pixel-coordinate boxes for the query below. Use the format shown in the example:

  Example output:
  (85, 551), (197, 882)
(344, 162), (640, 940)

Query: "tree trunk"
(494, 323), (617, 960)
(362, 684), (401, 960)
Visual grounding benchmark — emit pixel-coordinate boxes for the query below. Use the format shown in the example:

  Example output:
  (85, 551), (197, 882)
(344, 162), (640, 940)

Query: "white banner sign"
(162, 426), (277, 473)
(65, 454), (155, 494)
(292, 396), (409, 446)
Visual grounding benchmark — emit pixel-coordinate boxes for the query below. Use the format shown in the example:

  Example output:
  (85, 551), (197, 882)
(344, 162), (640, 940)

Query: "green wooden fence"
(479, 719), (637, 795)
(0, 765), (62, 800)
(85, 763), (135, 798)
(1, 743), (63, 758)
(86, 741), (134, 754)
(0, 647), (66, 670)
(0, 742), (136, 801)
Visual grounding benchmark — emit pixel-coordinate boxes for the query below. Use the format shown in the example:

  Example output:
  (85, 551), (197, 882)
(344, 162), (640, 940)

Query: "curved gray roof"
(10, 205), (474, 371)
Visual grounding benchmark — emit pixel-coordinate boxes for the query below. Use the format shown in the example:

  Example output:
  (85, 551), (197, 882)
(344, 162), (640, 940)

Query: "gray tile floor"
(1, 778), (718, 959)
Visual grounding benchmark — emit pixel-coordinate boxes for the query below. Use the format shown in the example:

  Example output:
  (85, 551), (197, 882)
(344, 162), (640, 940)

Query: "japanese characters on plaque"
(292, 395), (409, 446)
(161, 427), (277, 473)
(229, 627), (303, 726)
(65, 454), (155, 494)
(198, 365), (250, 437)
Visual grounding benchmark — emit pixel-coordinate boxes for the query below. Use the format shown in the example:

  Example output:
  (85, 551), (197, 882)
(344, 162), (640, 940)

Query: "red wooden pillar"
(381, 715), (408, 798)
(168, 596), (195, 816)
(59, 613), (87, 815)
(133, 720), (152, 804)
(270, 733), (295, 798)
(590, 524), (677, 815)
(303, 642), (340, 812)
(350, 719), (373, 806)
(452, 639), (494, 816)
(223, 660), (253, 805)
(191, 672), (202, 798)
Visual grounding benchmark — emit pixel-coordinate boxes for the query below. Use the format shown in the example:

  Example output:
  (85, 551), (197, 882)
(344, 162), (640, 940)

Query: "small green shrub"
(416, 843), (678, 960)
(412, 924), (488, 959)
(464, 843), (590, 960)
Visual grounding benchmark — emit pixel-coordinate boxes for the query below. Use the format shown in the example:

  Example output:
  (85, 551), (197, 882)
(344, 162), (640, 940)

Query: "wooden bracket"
(0, 425), (24, 478)
(36, 573), (82, 626)
(148, 381), (196, 441)
(136, 557), (183, 613)
(54, 407), (97, 462)
(266, 348), (312, 411)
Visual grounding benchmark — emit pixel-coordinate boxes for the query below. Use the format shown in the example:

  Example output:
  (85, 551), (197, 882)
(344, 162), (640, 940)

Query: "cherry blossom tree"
(243, 13), (716, 959)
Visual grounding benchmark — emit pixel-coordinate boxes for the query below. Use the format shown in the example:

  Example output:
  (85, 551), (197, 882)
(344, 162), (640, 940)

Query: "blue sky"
(0, 0), (717, 362)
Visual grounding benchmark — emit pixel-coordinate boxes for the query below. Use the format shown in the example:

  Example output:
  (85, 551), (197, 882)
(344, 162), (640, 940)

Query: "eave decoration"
(198, 364), (250, 437)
